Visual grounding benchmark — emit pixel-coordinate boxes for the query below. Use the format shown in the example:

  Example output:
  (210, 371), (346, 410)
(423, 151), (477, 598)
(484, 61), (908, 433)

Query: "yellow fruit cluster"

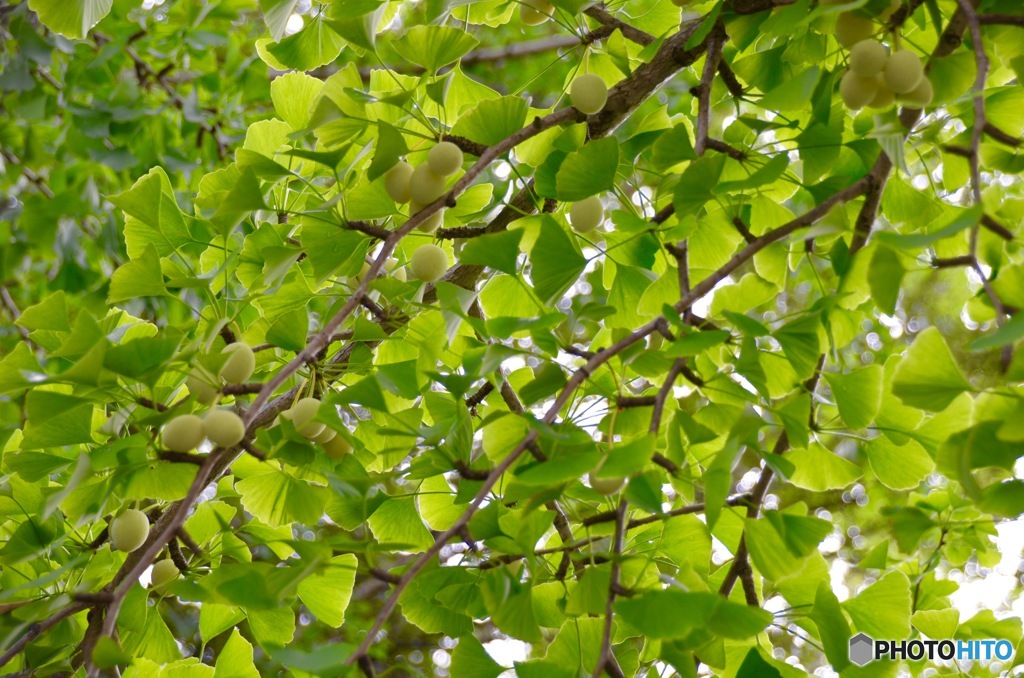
(384, 142), (464, 234)
(280, 396), (352, 459)
(161, 407), (246, 451)
(839, 41), (933, 111)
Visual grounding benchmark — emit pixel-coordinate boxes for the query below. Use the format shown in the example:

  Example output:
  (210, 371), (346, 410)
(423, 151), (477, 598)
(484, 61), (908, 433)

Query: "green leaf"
(452, 96), (530, 146)
(450, 635), (505, 678)
(674, 154), (725, 217)
(714, 154), (789, 194)
(368, 496), (433, 551)
(270, 71), (323, 131)
(457, 230), (523, 276)
(111, 167), (193, 259)
(555, 137), (619, 201)
(810, 582), (851, 672)
(843, 570), (912, 639)
(864, 436), (934, 491)
(297, 554), (358, 628)
(108, 245), (167, 303)
(785, 444), (862, 491)
(651, 124), (697, 171)
(774, 315), (820, 380)
(764, 511), (832, 557)
(824, 366), (882, 430)
(215, 628), (260, 678)
(260, 0), (301, 40)
(911, 609), (959, 640)
(393, 26), (479, 71)
(236, 470), (328, 528)
(868, 246), (905, 316)
(892, 327), (973, 411)
(368, 122), (409, 182)
(760, 67), (820, 112)
(267, 16), (345, 71)
(969, 313), (1024, 351)
(529, 216), (586, 304)
(22, 391), (95, 450)
(17, 291), (69, 331)
(878, 204), (982, 249)
(27, 0), (112, 39)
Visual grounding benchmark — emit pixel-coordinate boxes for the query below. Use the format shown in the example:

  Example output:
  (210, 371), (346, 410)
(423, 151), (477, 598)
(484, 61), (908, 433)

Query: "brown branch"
(694, 26), (725, 157)
(239, 439), (267, 461)
(617, 395), (657, 409)
(0, 602), (89, 667)
(977, 13), (1024, 27)
(583, 5), (656, 46)
(981, 215), (1013, 241)
(982, 122), (1020, 147)
(593, 498), (628, 678)
(650, 361), (685, 435)
(441, 134), (488, 157)
(346, 220), (391, 240)
(931, 255), (976, 268)
(465, 381), (495, 410)
(168, 537), (189, 572)
(157, 451), (205, 465)
(0, 287), (34, 346)
(453, 460), (491, 481)
(221, 382), (263, 395)
(718, 58), (744, 98)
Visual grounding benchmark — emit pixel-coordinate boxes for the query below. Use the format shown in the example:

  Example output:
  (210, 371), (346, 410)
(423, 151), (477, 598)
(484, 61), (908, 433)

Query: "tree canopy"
(1, 0), (1023, 675)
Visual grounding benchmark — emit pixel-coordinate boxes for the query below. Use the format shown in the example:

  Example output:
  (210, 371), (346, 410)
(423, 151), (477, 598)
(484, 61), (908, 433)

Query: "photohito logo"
(848, 632), (1015, 666)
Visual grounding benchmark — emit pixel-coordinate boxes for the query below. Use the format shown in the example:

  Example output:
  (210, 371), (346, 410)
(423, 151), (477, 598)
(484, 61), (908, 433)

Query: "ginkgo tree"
(1, 0), (1023, 676)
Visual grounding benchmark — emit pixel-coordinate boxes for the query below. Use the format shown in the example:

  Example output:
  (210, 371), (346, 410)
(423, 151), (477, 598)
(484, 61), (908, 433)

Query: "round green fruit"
(289, 397), (325, 438)
(884, 50), (924, 94)
(162, 414), (205, 453)
(410, 244), (449, 282)
(411, 202), (444, 233)
(569, 195), (604, 234)
(589, 473), (626, 496)
(204, 409), (246, 447)
(384, 160), (413, 204)
(427, 142), (464, 177)
(849, 39), (888, 77)
(835, 12), (874, 48)
(151, 559), (180, 589)
(220, 343), (255, 384)
(409, 164), (447, 206)
(570, 74), (608, 116)
(187, 365), (220, 404)
(323, 434), (353, 460)
(110, 509), (150, 553)
(520, 0), (552, 25)
(868, 75), (895, 108)
(900, 75), (933, 108)
(310, 426), (337, 444)
(839, 70), (877, 109)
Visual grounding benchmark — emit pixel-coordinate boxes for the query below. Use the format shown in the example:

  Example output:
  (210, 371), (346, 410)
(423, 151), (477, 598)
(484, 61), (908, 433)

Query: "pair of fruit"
(162, 408), (246, 451)
(108, 510), (181, 587)
(840, 42), (932, 110)
(281, 396), (352, 460)
(384, 142), (464, 234)
(187, 342), (256, 404)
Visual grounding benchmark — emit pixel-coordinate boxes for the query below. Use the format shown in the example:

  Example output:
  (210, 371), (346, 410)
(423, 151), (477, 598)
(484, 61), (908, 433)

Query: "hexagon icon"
(849, 632), (875, 667)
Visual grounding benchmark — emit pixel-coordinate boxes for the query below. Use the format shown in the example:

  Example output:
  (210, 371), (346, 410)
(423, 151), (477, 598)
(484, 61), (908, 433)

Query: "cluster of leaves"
(1, 0), (1024, 676)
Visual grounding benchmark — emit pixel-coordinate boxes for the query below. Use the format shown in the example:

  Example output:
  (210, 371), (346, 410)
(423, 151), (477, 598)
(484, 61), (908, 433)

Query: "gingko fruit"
(839, 70), (878, 109)
(288, 397), (325, 438)
(204, 409), (246, 447)
(849, 40), (888, 77)
(187, 366), (220, 404)
(220, 343), (255, 384)
(868, 75), (895, 108)
(570, 74), (608, 115)
(384, 160), (413, 204)
(323, 434), (353, 460)
(900, 76), (933, 108)
(150, 559), (180, 589)
(410, 202), (444, 234)
(427, 142), (464, 177)
(409, 164), (446, 205)
(110, 509), (150, 553)
(162, 414), (205, 452)
(835, 12), (874, 48)
(520, 0), (552, 25)
(589, 471), (626, 497)
(410, 244), (449, 282)
(569, 195), (604, 233)
(884, 50), (924, 94)
(310, 426), (337, 445)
